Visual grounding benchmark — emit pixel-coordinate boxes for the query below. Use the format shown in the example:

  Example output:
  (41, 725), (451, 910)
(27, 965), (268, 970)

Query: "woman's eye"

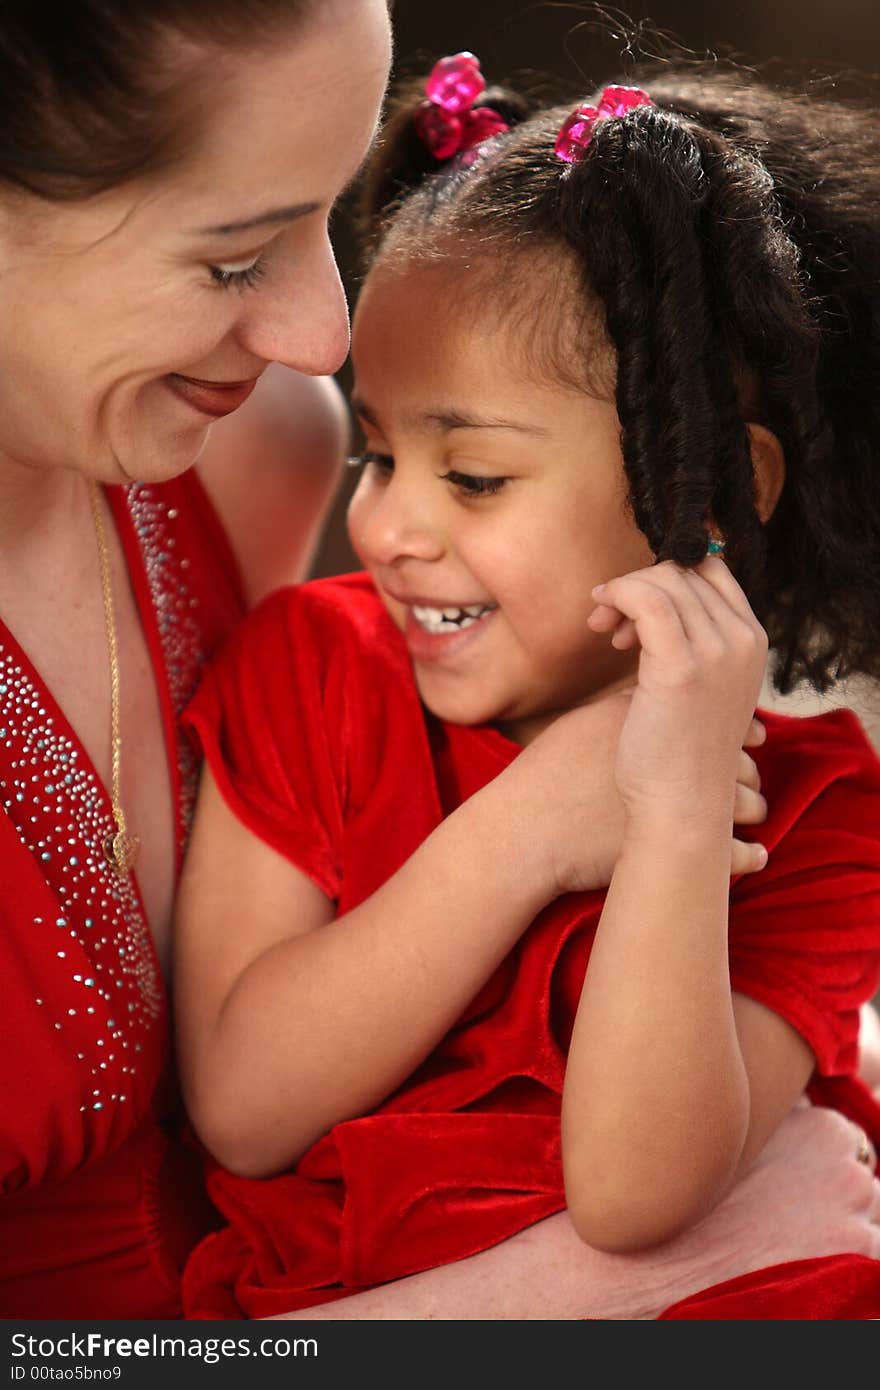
(349, 451), (394, 476)
(208, 254), (267, 291)
(442, 470), (509, 497)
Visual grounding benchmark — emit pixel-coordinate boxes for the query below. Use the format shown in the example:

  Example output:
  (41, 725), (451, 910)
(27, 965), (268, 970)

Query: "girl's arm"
(560, 558), (812, 1252)
(175, 759), (556, 1177)
(175, 690), (767, 1179)
(265, 1105), (880, 1320)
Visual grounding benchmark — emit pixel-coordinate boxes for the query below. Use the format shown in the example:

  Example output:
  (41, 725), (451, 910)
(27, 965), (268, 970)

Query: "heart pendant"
(103, 829), (141, 875)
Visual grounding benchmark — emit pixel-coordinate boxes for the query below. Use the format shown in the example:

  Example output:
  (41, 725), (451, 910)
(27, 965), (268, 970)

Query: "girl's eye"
(209, 254), (267, 292)
(441, 470), (509, 498)
(349, 450), (394, 476)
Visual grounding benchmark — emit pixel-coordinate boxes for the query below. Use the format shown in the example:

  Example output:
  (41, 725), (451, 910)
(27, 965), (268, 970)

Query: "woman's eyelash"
(209, 256), (267, 292)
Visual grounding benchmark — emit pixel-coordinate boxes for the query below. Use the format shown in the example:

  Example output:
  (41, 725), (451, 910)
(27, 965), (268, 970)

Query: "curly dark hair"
(357, 66), (880, 692)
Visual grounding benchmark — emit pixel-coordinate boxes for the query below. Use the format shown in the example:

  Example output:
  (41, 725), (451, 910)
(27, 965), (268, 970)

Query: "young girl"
(175, 56), (880, 1318)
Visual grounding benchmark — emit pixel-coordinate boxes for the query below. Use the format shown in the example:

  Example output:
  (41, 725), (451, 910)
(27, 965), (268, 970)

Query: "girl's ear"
(746, 422), (786, 523)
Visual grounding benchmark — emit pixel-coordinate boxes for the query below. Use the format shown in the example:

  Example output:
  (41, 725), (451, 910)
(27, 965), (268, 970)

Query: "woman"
(0, 0), (390, 1319)
(0, 0), (876, 1320)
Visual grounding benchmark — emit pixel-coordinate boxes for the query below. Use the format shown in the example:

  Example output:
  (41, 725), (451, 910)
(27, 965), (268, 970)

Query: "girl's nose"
(350, 472), (446, 568)
(236, 230), (351, 377)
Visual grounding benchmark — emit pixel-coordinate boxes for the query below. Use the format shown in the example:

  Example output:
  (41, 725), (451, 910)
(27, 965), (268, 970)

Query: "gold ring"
(856, 1131), (873, 1166)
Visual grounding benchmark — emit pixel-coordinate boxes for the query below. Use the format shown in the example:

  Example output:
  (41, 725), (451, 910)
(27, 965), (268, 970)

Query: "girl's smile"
(404, 600), (499, 662)
(348, 259), (655, 744)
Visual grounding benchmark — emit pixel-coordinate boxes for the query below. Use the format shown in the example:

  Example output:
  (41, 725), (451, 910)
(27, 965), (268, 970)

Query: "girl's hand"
(587, 557), (768, 832)
(731, 719), (768, 877)
(501, 695), (767, 897)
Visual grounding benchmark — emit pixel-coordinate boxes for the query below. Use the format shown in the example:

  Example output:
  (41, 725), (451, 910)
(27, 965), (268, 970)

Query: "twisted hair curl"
(358, 68), (880, 691)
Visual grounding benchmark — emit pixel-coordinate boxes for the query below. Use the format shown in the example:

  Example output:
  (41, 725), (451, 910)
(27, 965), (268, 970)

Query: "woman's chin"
(112, 423), (212, 485)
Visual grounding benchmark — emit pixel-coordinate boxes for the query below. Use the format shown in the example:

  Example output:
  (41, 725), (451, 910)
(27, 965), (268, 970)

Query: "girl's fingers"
(618, 563), (723, 644)
(654, 561), (763, 650)
(733, 782), (768, 825)
(590, 563), (768, 695)
(730, 838), (768, 877)
(743, 717), (767, 749)
(592, 562), (751, 652)
(589, 575), (690, 660)
(738, 750), (762, 791)
(590, 566), (722, 656)
(694, 555), (765, 628)
(588, 603), (629, 632)
(610, 617), (638, 649)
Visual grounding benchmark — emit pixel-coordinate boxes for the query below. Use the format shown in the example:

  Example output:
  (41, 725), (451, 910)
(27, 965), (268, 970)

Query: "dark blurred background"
(312, 0), (880, 577)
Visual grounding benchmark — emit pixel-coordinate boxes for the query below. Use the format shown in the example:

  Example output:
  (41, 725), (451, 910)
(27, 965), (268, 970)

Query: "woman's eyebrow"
(191, 201), (320, 236)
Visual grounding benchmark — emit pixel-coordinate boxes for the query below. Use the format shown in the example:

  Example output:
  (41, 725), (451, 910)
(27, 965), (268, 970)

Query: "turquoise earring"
(706, 536), (726, 557)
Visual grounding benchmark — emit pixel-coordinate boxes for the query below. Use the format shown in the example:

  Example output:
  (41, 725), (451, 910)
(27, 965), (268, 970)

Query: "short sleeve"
(182, 575), (440, 910)
(729, 709), (880, 1077)
(182, 586), (349, 901)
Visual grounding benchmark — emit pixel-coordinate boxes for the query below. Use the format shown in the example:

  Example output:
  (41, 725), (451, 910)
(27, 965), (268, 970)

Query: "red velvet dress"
(182, 573), (880, 1321)
(0, 471), (244, 1319)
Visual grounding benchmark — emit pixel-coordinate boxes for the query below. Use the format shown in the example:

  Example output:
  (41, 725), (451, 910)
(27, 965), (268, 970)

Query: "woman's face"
(0, 0), (391, 484)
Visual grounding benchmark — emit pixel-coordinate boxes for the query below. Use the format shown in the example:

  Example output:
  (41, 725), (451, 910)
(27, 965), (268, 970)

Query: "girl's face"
(348, 260), (654, 745)
(0, 0), (391, 484)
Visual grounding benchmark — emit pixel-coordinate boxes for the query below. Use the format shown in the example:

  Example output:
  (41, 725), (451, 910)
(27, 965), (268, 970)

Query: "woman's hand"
(269, 1104), (879, 1320)
(587, 557), (768, 833)
(860, 1001), (880, 1097)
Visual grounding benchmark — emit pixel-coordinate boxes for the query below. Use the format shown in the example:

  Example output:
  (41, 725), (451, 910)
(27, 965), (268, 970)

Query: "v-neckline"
(0, 483), (183, 955)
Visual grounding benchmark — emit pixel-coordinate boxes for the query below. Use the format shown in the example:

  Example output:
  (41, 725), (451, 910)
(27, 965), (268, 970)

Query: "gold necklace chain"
(88, 480), (140, 876)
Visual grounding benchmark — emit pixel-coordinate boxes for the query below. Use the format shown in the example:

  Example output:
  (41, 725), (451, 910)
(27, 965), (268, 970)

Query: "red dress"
(0, 471), (244, 1319)
(181, 574), (880, 1320)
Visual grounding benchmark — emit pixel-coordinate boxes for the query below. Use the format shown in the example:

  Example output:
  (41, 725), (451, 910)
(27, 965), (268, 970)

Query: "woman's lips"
(165, 373), (259, 418)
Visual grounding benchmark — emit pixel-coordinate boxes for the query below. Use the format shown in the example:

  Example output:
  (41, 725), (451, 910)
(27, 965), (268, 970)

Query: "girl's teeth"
(411, 603), (496, 634)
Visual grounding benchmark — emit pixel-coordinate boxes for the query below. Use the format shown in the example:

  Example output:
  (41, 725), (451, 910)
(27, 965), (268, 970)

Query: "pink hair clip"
(555, 85), (654, 164)
(414, 52), (510, 162)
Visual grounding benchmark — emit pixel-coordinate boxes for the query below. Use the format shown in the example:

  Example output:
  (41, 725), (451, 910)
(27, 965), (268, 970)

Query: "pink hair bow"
(414, 52), (510, 161)
(555, 85), (654, 163)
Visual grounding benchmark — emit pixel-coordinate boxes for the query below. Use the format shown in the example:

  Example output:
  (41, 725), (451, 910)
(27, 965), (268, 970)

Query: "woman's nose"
(236, 230), (351, 377)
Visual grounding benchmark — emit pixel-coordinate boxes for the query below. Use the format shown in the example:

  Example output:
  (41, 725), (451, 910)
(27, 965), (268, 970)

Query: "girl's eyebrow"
(351, 397), (552, 439)
(190, 201), (320, 236)
(420, 407), (553, 438)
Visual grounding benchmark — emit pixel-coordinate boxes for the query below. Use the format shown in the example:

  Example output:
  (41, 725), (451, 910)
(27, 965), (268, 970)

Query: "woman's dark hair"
(0, 0), (315, 199)
(358, 66), (880, 692)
